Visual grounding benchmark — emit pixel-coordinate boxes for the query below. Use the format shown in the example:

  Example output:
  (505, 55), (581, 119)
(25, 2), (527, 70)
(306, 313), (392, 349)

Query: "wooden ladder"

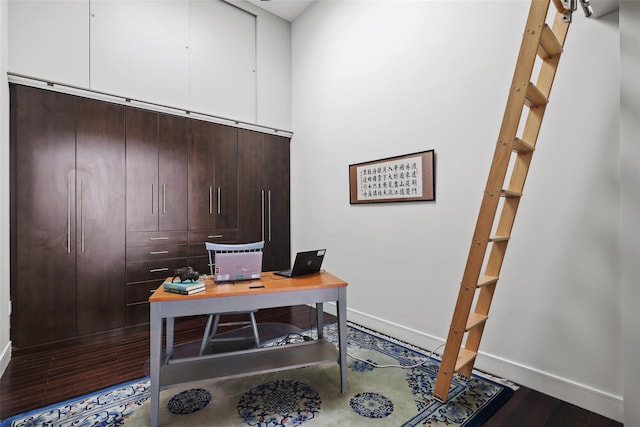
(433, 0), (573, 402)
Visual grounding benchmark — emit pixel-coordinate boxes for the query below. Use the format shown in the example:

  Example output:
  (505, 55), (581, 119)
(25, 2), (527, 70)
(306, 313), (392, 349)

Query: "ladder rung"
(454, 349), (477, 372)
(477, 275), (498, 287)
(538, 24), (563, 60)
(512, 137), (535, 153)
(489, 235), (510, 242)
(525, 82), (548, 109)
(465, 313), (488, 331)
(501, 189), (523, 198)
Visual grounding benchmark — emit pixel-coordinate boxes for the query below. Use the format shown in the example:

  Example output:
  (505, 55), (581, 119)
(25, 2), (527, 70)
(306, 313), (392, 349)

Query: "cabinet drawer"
(188, 229), (238, 244)
(126, 244), (189, 262)
(127, 231), (188, 247)
(126, 258), (188, 284)
(126, 301), (150, 326)
(127, 280), (162, 304)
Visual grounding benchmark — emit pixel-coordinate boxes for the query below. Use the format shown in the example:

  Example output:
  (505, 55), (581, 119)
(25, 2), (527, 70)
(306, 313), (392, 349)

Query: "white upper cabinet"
(90, 0), (190, 109)
(91, 0), (256, 121)
(8, 1), (90, 87)
(8, 0), (290, 130)
(189, 0), (257, 123)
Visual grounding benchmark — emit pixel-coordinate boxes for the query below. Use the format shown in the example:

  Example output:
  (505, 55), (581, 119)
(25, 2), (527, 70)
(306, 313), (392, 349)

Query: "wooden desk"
(148, 271), (348, 427)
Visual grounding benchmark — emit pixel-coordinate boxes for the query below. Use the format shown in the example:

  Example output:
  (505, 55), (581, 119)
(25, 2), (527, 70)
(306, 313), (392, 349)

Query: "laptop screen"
(213, 251), (263, 282)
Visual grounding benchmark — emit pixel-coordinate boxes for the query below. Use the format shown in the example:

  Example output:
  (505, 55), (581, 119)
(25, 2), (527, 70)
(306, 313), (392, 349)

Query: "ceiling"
(246, 0), (315, 21)
(246, 0), (618, 22)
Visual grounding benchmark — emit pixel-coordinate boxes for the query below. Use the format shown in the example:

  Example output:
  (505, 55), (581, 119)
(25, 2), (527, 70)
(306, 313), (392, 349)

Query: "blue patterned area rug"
(1, 323), (517, 427)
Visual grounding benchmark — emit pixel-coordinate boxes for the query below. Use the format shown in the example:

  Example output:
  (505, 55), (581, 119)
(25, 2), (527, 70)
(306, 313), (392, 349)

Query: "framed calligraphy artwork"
(349, 150), (435, 204)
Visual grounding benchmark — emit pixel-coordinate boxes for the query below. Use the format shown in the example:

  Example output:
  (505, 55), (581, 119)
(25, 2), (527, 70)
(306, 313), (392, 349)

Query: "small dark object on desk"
(172, 266), (200, 283)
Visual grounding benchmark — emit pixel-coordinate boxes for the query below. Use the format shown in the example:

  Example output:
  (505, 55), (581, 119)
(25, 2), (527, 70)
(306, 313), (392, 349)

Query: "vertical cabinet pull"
(261, 190), (265, 241)
(209, 186), (213, 215)
(217, 187), (221, 215)
(268, 190), (272, 242)
(67, 177), (71, 254)
(151, 183), (155, 214)
(80, 180), (85, 253)
(162, 183), (166, 214)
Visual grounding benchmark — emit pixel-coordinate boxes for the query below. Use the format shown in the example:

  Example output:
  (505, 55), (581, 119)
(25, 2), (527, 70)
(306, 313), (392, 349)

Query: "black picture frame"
(349, 150), (435, 204)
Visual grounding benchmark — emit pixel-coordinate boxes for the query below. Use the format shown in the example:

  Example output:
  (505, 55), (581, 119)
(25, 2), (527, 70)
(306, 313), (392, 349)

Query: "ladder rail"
(433, 0), (571, 402)
(464, 12), (571, 375)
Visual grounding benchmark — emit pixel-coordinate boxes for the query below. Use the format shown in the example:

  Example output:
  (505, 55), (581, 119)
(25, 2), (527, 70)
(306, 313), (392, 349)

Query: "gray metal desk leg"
(165, 317), (175, 361)
(150, 304), (162, 427)
(316, 302), (324, 339)
(337, 287), (348, 393)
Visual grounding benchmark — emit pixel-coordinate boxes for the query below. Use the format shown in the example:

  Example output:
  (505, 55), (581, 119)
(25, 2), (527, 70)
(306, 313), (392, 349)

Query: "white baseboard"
(475, 351), (623, 423)
(321, 303), (623, 423)
(0, 340), (11, 379)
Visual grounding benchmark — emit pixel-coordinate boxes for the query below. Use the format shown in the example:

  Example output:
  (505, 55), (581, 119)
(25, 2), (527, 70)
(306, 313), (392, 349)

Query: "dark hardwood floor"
(0, 305), (622, 426)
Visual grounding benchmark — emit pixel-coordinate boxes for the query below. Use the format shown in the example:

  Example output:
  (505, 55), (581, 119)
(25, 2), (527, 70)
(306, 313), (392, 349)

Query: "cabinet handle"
(80, 180), (85, 253)
(268, 190), (272, 242)
(208, 234), (223, 239)
(67, 177), (71, 254)
(261, 190), (265, 241)
(162, 184), (166, 214)
(217, 187), (221, 215)
(149, 250), (169, 255)
(149, 267), (169, 273)
(149, 237), (169, 241)
(209, 186), (213, 215)
(151, 183), (155, 215)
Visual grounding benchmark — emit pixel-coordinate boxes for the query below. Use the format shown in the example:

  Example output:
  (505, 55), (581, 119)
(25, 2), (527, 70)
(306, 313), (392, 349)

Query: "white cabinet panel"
(8, 0), (287, 130)
(189, 0), (256, 122)
(8, 0), (89, 86)
(256, 13), (291, 130)
(89, 0), (190, 108)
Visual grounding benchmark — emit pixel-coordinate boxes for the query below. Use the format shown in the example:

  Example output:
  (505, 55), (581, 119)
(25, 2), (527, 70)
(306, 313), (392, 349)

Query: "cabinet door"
(238, 130), (291, 271)
(188, 120), (238, 231)
(11, 85), (78, 348)
(126, 108), (158, 232)
(76, 98), (126, 335)
(126, 110), (188, 232)
(238, 129), (265, 244)
(158, 114), (188, 230)
(264, 134), (291, 271)
(214, 125), (239, 230)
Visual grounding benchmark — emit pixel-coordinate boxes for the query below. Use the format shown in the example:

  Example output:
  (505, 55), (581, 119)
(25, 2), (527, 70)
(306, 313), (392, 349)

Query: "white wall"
(291, 0), (621, 420)
(0, 0), (11, 376)
(620, 1), (640, 425)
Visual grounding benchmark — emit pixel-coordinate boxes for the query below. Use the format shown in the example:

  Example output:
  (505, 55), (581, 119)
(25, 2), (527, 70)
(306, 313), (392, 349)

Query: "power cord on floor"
(347, 342), (446, 369)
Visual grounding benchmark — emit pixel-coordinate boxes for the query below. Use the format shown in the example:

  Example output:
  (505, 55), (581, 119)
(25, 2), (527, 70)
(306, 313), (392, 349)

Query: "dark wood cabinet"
(75, 98), (126, 335)
(188, 120), (238, 232)
(10, 85), (126, 348)
(126, 108), (188, 232)
(125, 109), (189, 325)
(10, 85), (290, 346)
(238, 129), (291, 271)
(187, 120), (240, 270)
(11, 86), (78, 347)
(125, 231), (188, 325)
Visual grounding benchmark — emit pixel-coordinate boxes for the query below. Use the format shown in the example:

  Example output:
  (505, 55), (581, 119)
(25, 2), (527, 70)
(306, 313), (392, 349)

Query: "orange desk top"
(149, 271), (347, 303)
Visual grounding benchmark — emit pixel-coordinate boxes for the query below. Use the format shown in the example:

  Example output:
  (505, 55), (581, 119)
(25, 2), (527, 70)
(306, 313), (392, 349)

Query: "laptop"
(213, 251), (263, 282)
(275, 249), (326, 278)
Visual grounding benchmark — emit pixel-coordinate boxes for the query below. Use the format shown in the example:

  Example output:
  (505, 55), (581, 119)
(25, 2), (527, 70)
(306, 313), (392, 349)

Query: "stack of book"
(163, 280), (206, 295)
